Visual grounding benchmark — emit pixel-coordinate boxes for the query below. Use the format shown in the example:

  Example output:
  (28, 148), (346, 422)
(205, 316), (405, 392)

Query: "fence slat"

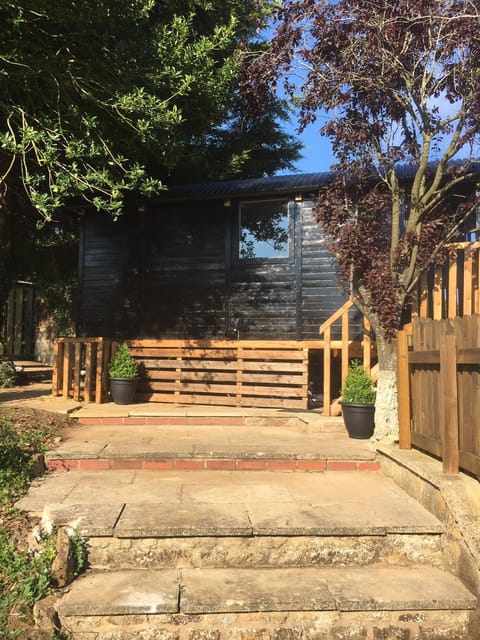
(397, 327), (411, 450)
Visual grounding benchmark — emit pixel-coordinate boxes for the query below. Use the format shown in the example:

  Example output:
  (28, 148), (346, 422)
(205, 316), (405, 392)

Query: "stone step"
(56, 566), (477, 639)
(44, 423), (379, 472)
(39, 487), (445, 570)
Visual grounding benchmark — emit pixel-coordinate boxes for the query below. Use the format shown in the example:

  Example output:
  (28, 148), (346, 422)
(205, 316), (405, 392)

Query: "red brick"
(47, 459), (79, 472)
(358, 461), (381, 472)
(144, 460), (175, 470)
(214, 417), (244, 426)
(327, 460), (358, 471)
(296, 460), (327, 472)
(111, 459), (143, 470)
(145, 417), (171, 425)
(122, 417), (147, 425)
(206, 459), (235, 470)
(100, 417), (125, 425)
(79, 459), (111, 471)
(166, 417), (189, 425)
(236, 460), (266, 470)
(76, 417), (101, 425)
(175, 459), (206, 470)
(266, 460), (296, 471)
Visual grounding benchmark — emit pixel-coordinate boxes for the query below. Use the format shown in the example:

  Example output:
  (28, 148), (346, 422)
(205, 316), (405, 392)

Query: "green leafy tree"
(242, 0), (480, 438)
(0, 0), (300, 329)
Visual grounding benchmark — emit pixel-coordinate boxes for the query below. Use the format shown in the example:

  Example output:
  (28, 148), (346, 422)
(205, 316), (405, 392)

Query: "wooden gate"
(3, 281), (34, 359)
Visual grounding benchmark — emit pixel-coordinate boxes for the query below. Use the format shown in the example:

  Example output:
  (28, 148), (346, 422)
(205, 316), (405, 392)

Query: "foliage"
(242, 0), (480, 336)
(0, 0), (299, 222)
(108, 343), (139, 379)
(0, 412), (66, 637)
(0, 363), (16, 389)
(341, 361), (376, 406)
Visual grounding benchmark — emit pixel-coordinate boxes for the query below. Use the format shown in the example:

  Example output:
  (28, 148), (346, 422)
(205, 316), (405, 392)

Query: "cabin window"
(238, 200), (290, 260)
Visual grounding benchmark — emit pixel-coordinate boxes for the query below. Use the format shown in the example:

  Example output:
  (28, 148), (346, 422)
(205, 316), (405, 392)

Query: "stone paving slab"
(58, 569), (181, 616)
(45, 423), (374, 462)
(57, 566), (477, 617)
(42, 503), (125, 536)
(17, 470), (445, 537)
(115, 503), (253, 537)
(320, 565), (477, 611)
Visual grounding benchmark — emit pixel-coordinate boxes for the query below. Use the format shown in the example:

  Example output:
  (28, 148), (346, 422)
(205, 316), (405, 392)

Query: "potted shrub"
(340, 360), (376, 439)
(108, 343), (139, 405)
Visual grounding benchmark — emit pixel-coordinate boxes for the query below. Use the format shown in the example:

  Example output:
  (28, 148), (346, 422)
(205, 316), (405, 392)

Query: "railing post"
(440, 333), (459, 474)
(397, 326), (412, 450)
(323, 326), (331, 416)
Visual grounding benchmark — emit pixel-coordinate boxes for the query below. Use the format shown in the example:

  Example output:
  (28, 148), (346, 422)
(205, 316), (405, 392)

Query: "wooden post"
(62, 343), (73, 398)
(397, 327), (412, 449)
(363, 315), (371, 374)
(440, 333), (459, 474)
(73, 342), (82, 401)
(95, 338), (104, 404)
(84, 342), (93, 403)
(323, 326), (331, 416)
(52, 339), (61, 396)
(341, 310), (349, 383)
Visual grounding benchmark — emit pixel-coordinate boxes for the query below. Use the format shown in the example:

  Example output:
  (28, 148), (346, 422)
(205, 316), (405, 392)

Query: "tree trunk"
(371, 322), (399, 442)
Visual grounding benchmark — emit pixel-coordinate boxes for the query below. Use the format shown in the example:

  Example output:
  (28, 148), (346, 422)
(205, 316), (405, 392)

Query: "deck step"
(57, 566), (476, 639)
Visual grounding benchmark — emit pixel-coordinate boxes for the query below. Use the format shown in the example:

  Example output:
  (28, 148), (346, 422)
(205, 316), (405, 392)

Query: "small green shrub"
(340, 360), (376, 405)
(0, 363), (16, 389)
(108, 343), (139, 378)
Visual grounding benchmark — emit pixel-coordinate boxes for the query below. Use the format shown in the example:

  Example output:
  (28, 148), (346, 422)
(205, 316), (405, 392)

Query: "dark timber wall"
(77, 197), (347, 340)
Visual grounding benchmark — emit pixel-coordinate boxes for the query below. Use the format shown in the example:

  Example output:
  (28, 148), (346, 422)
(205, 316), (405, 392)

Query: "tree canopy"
(242, 0), (480, 437)
(0, 0), (300, 222)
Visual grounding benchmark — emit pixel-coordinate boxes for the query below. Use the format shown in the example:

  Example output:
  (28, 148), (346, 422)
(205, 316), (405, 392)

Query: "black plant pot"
(341, 402), (375, 439)
(109, 377), (138, 405)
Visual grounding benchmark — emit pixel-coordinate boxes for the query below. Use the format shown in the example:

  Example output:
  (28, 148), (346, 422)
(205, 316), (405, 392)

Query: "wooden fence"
(416, 241), (480, 319)
(53, 338), (313, 409)
(397, 316), (480, 475)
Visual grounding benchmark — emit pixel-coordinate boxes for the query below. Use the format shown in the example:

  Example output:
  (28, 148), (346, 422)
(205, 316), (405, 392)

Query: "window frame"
(235, 198), (295, 264)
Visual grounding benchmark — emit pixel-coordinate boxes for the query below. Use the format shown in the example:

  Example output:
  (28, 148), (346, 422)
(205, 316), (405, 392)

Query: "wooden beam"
(397, 328), (411, 450)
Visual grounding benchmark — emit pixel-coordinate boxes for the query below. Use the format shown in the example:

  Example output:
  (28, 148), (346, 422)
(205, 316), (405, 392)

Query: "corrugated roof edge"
(155, 172), (334, 201)
(154, 161), (480, 202)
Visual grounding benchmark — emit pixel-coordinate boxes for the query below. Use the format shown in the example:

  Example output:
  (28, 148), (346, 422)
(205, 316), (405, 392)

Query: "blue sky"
(283, 118), (337, 174)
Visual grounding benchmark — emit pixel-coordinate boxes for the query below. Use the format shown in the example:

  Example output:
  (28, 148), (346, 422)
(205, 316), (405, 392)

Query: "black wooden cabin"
(76, 173), (352, 341)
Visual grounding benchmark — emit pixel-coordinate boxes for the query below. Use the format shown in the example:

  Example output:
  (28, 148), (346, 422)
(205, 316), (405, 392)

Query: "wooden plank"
(432, 266), (443, 320)
(144, 380), (305, 398)
(411, 432), (442, 457)
(463, 245), (473, 316)
(62, 343), (73, 398)
(143, 359), (307, 373)
(95, 338), (104, 404)
(130, 338), (315, 349)
(447, 249), (458, 318)
(84, 343), (93, 403)
(73, 342), (82, 401)
(341, 310), (349, 383)
(52, 340), (61, 396)
(397, 328), (411, 450)
(363, 316), (371, 373)
(323, 326), (331, 416)
(409, 351), (440, 365)
(138, 392), (307, 409)
(440, 333), (459, 474)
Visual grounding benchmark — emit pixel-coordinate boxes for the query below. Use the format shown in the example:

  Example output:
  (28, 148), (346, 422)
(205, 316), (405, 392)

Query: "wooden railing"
(319, 300), (376, 416)
(52, 337), (116, 403)
(397, 316), (480, 475)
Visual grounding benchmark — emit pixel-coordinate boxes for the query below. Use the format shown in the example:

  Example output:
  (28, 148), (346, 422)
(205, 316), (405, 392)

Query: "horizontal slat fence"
(130, 339), (310, 409)
(397, 316), (480, 475)
(53, 338), (313, 409)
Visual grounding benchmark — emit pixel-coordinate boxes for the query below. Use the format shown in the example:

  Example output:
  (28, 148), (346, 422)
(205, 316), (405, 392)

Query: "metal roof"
(158, 172), (333, 201)
(156, 162), (480, 203)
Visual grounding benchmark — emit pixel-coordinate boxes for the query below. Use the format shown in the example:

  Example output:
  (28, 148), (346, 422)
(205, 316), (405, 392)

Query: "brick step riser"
(46, 458), (379, 472)
(87, 533), (447, 571)
(59, 609), (473, 640)
(76, 416), (346, 432)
